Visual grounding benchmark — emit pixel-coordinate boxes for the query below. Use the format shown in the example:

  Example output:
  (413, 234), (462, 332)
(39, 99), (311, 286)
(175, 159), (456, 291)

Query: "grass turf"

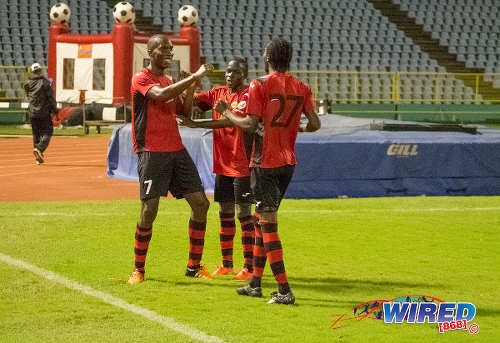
(0, 196), (498, 342)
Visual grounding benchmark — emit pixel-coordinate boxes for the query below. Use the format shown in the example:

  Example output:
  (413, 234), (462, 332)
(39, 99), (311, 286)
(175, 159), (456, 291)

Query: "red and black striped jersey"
(195, 85), (252, 177)
(246, 72), (315, 168)
(130, 68), (184, 153)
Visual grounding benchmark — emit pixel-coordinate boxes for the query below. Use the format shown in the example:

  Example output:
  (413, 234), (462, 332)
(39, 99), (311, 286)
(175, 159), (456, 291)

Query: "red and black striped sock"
(134, 224), (152, 273)
(250, 214), (265, 288)
(188, 219), (207, 269)
(219, 212), (236, 268)
(239, 215), (255, 272)
(261, 220), (290, 294)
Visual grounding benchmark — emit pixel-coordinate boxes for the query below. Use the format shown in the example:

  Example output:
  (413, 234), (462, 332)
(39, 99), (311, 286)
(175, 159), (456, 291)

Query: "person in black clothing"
(24, 62), (58, 165)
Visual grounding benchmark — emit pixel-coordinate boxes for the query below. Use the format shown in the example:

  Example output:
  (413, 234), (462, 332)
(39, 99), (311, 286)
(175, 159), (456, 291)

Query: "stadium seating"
(0, 0), (498, 103)
(165, 0), (493, 102)
(395, 0), (500, 90)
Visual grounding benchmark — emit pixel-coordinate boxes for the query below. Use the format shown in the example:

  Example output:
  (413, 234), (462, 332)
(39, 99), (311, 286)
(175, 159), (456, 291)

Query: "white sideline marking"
(0, 253), (226, 343)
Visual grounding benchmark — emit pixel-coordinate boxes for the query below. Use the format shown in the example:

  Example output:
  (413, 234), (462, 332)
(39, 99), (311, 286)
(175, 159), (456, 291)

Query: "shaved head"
(147, 34), (169, 55)
(146, 34), (174, 72)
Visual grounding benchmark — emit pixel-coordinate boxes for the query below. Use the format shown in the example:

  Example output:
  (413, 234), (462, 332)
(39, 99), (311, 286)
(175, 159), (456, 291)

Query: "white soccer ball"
(50, 3), (71, 24)
(178, 5), (199, 26)
(113, 2), (135, 24)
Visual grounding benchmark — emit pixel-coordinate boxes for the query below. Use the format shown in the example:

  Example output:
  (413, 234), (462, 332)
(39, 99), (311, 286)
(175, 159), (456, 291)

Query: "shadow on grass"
(478, 307), (500, 318)
(139, 275), (445, 309)
(147, 275), (441, 293)
(288, 276), (443, 294)
(144, 277), (170, 284)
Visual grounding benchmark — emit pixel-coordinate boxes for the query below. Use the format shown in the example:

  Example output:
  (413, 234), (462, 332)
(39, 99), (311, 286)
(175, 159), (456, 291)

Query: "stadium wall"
(3, 104), (500, 125)
(0, 103), (27, 124)
(330, 104), (500, 122)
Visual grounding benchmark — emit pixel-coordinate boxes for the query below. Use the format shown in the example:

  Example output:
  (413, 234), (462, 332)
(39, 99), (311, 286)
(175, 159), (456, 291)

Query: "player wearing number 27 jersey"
(221, 37), (321, 305)
(248, 71), (315, 168)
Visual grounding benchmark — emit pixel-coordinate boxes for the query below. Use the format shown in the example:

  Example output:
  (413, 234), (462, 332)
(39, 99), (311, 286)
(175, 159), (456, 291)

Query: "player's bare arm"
(191, 99), (235, 128)
(299, 110), (321, 132)
(221, 103), (259, 132)
(192, 118), (233, 129)
(182, 81), (198, 121)
(148, 64), (213, 102)
(179, 99), (234, 129)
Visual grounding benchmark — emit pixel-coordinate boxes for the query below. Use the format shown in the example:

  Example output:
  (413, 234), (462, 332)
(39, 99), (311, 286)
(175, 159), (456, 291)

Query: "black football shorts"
(250, 165), (295, 213)
(137, 149), (204, 200)
(214, 174), (253, 204)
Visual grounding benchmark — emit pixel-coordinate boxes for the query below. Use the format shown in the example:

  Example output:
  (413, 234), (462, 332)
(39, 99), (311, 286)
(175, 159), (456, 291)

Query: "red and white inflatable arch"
(47, 19), (200, 104)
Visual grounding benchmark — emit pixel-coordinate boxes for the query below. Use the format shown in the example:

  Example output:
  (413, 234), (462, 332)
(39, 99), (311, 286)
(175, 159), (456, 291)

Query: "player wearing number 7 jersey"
(221, 37), (321, 304)
(127, 34), (214, 285)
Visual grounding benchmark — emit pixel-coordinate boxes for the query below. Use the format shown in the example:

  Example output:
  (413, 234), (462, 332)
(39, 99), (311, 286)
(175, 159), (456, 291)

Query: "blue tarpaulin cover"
(106, 115), (500, 198)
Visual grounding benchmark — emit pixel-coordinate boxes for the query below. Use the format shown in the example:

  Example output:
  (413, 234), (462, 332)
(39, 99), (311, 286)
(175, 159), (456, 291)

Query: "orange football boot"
(212, 265), (236, 276)
(233, 267), (253, 280)
(195, 265), (214, 279)
(127, 270), (144, 284)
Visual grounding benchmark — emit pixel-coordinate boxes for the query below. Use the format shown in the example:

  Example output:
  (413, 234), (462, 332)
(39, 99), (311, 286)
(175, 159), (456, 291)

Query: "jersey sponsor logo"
(387, 144), (418, 156)
(236, 100), (246, 109)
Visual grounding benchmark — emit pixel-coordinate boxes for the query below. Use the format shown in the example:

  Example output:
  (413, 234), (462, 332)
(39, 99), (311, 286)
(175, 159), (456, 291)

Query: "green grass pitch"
(0, 196), (499, 342)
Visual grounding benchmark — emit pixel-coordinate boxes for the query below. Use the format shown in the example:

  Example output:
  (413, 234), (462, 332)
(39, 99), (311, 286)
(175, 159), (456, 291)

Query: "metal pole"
(353, 74), (358, 102)
(396, 72), (400, 104)
(435, 73), (440, 103)
(392, 72), (396, 102)
(314, 72), (319, 102)
(475, 74), (480, 104)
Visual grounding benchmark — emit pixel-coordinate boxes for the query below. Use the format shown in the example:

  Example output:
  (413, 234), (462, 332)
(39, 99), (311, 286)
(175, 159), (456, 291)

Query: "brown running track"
(0, 135), (139, 201)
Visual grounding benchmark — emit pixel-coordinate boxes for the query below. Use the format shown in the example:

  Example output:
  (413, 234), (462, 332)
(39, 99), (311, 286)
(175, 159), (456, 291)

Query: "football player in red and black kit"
(127, 34), (214, 284)
(221, 37), (321, 304)
(182, 58), (255, 280)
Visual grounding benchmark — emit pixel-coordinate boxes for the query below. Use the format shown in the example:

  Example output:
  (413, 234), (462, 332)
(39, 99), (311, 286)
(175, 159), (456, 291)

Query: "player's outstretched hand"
(179, 70), (191, 80)
(194, 64), (214, 78)
(177, 115), (198, 128)
(214, 99), (229, 114)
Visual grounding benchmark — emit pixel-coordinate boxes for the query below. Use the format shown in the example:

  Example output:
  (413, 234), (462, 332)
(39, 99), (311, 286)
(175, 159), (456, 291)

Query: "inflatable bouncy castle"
(47, 2), (201, 105)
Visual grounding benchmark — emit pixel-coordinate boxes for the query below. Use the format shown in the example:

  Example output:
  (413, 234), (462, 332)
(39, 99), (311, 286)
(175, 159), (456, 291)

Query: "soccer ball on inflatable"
(113, 2), (135, 24)
(50, 3), (71, 24)
(178, 5), (198, 26)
